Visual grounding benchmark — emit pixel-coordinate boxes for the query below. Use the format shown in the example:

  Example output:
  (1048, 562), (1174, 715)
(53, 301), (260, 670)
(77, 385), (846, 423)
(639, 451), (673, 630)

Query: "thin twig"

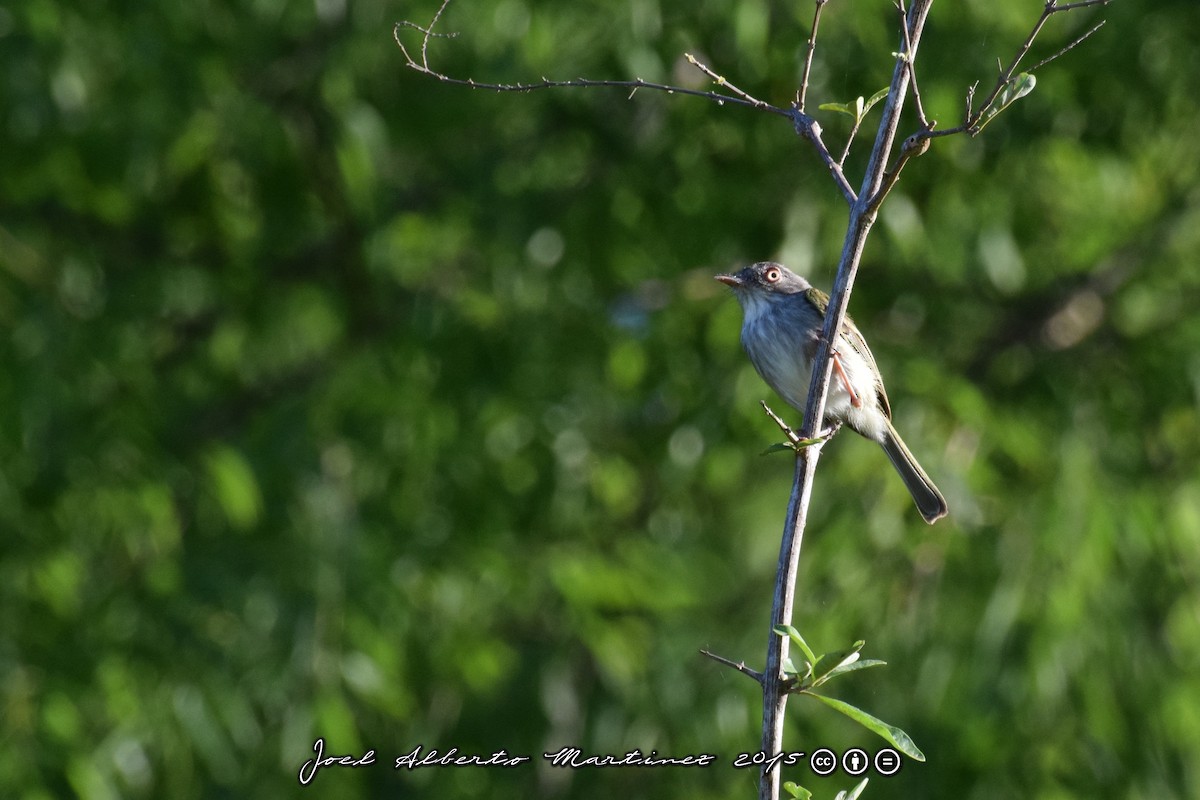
(393, 0), (456, 72)
(1051, 0), (1111, 10)
(837, 113), (865, 168)
(760, 401), (803, 447)
(421, 0), (453, 68)
(396, 64), (791, 115)
(796, 0), (831, 112)
(895, 0), (932, 129)
(1028, 19), (1107, 73)
(684, 54), (776, 110)
(864, 0), (937, 210)
(700, 649), (765, 684)
(393, 3), (790, 117)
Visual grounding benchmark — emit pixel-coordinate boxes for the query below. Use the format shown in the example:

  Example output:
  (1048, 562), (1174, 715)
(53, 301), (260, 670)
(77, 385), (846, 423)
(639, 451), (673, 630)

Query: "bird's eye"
(764, 268), (781, 283)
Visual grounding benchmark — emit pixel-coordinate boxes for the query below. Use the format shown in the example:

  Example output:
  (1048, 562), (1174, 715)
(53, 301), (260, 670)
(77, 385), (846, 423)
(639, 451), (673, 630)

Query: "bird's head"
(715, 262), (812, 302)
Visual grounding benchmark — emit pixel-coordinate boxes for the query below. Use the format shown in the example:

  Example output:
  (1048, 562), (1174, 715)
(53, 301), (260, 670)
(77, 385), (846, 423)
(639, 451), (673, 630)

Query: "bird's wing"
(841, 317), (892, 420)
(803, 286), (893, 419)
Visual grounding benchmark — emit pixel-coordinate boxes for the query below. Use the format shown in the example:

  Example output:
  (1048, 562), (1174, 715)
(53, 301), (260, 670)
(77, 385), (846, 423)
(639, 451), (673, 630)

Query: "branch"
(758, 4), (933, 798)
(873, 1), (1106, 208)
(700, 649), (765, 684)
(895, 0), (932, 130)
(394, 0), (790, 118)
(1028, 19), (1108, 73)
(684, 53), (777, 111)
(795, 0), (832, 112)
(870, 130), (932, 212)
(789, 111), (858, 205)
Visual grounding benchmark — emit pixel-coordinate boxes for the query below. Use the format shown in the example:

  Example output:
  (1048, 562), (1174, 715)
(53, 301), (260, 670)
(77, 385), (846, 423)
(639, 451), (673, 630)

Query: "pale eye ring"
(764, 267), (781, 283)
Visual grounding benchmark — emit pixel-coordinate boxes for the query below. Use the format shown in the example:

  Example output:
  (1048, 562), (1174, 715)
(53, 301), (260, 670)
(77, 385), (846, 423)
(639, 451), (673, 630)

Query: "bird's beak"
(715, 273), (742, 287)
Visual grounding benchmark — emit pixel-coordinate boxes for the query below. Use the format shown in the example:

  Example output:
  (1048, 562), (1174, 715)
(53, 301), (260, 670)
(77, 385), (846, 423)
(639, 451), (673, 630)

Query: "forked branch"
(397, 0), (1108, 207)
(921, 0), (1110, 141)
(874, 0), (1109, 208)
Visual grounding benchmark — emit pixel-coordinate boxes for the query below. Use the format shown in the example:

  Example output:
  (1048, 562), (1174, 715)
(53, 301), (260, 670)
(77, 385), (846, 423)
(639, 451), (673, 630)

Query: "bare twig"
(796, 0), (832, 112)
(761, 401), (803, 447)
(1028, 19), (1107, 73)
(895, 0), (933, 130)
(394, 2), (791, 117)
(836, 111), (866, 168)
(401, 0), (456, 70)
(1051, 0), (1111, 10)
(964, 80), (979, 121)
(684, 54), (776, 110)
(700, 649), (765, 683)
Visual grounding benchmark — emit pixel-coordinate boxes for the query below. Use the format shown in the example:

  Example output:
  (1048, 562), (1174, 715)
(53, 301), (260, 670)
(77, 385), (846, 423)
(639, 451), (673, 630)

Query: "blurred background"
(2, 0), (1198, 797)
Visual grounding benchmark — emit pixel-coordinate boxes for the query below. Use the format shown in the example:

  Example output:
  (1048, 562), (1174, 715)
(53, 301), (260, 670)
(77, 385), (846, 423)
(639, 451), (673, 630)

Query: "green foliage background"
(2, 0), (1198, 797)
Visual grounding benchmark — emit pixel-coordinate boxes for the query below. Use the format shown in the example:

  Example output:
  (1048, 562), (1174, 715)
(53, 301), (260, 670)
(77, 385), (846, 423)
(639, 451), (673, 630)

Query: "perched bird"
(716, 261), (948, 524)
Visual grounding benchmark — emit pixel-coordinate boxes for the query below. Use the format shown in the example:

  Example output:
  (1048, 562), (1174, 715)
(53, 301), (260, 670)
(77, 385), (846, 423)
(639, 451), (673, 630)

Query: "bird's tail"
(879, 420), (948, 524)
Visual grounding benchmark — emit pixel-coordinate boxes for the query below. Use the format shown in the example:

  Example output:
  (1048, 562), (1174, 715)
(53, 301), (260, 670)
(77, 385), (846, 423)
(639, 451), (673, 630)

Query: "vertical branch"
(758, 447), (821, 800)
(796, 0), (831, 112)
(758, 3), (934, 799)
(896, 0), (932, 129)
(855, 0), (932, 205)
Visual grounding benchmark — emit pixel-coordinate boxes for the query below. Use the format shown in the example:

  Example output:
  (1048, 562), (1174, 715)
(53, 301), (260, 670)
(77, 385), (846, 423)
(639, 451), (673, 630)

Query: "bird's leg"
(831, 350), (863, 409)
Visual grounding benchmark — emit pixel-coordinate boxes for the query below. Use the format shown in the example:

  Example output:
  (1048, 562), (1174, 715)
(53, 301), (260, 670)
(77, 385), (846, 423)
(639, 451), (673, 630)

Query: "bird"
(716, 261), (948, 524)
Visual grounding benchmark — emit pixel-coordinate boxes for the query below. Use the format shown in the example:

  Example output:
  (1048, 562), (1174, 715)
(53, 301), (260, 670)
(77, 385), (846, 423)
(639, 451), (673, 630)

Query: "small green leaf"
(783, 782), (812, 800)
(841, 778), (870, 800)
(804, 693), (926, 761)
(774, 625), (817, 665)
(818, 101), (854, 117)
(820, 658), (888, 683)
(854, 96), (865, 119)
(761, 442), (796, 456)
(998, 72), (1037, 107)
(811, 647), (861, 685)
(862, 87), (889, 114)
(977, 72), (1037, 132)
